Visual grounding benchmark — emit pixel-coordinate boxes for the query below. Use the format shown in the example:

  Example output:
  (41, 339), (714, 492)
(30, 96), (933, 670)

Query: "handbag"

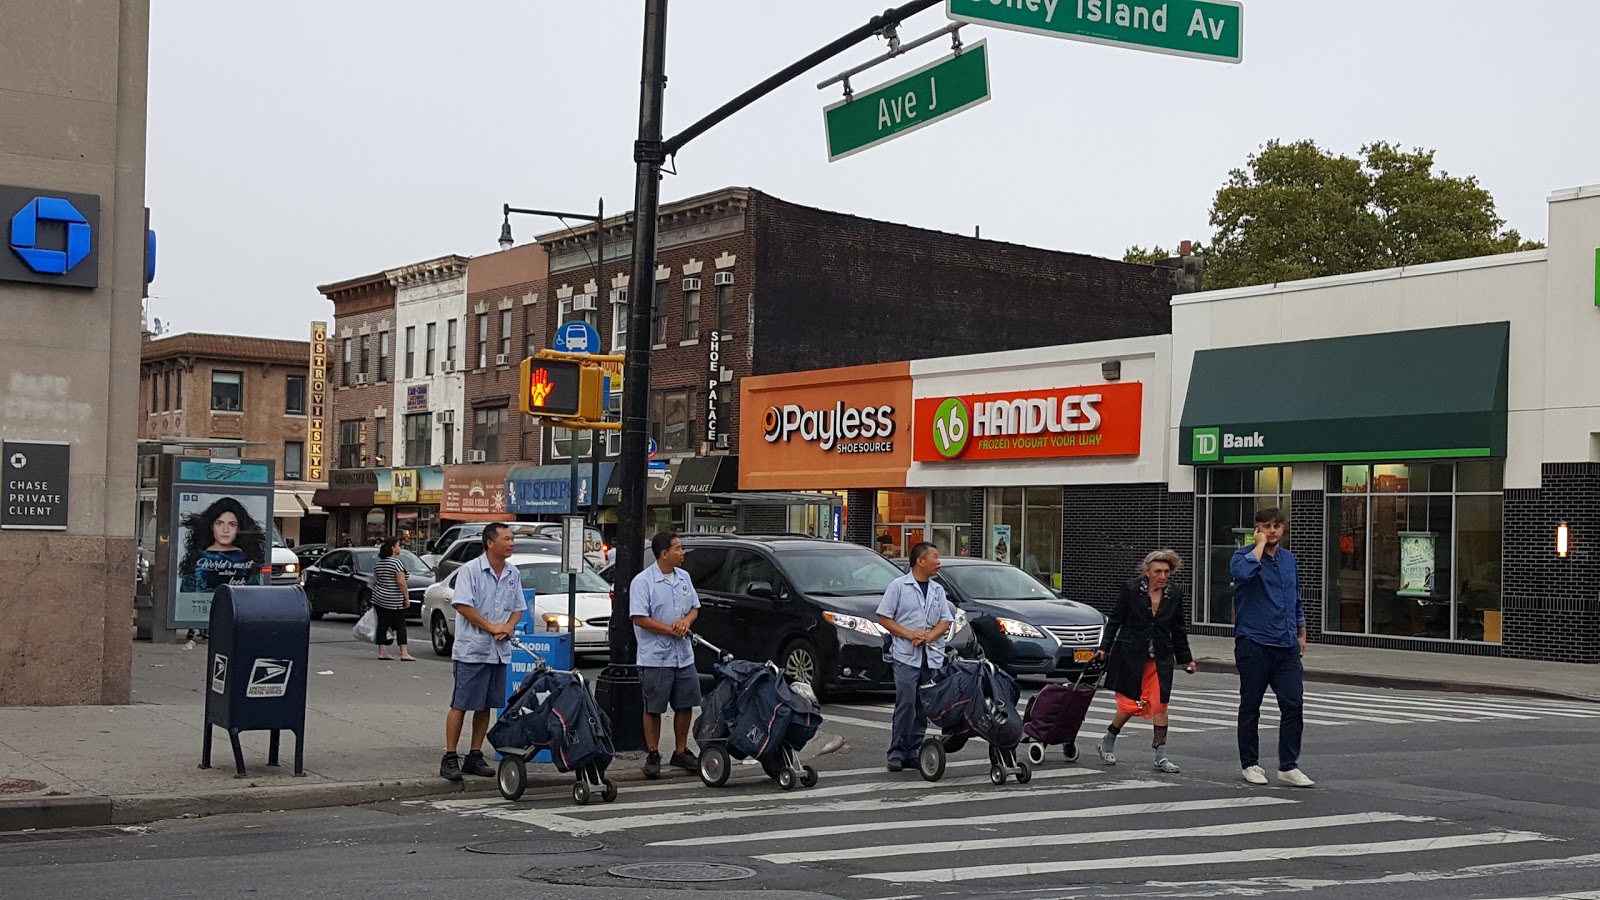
(352, 607), (379, 643)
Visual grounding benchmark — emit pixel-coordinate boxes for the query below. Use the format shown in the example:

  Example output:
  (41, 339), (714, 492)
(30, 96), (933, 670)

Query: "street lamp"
(498, 212), (514, 251)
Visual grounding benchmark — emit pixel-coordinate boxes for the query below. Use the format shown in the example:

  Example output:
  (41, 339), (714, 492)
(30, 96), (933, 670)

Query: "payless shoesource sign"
(912, 382), (1142, 462)
(739, 362), (914, 491)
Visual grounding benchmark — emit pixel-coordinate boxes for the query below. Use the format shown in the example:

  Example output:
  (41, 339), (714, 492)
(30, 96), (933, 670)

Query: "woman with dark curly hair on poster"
(178, 497), (268, 594)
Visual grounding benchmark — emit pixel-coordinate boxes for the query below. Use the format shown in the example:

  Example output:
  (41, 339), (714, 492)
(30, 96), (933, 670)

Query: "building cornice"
(386, 255), (470, 289)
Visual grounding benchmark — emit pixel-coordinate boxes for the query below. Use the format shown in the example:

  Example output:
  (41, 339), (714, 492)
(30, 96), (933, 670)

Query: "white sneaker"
(1277, 768), (1316, 788)
(1241, 765), (1268, 785)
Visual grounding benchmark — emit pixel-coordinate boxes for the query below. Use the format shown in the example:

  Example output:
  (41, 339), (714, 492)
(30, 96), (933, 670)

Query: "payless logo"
(763, 402), (896, 453)
(1192, 428), (1220, 463)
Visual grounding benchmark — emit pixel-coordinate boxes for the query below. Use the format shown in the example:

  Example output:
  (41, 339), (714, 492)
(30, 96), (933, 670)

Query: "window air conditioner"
(572, 295), (598, 312)
(354, 373), (368, 385)
(713, 271), (734, 286)
(682, 277), (702, 292)
(436, 410), (455, 425)
(495, 353), (509, 366)
(467, 449), (486, 463)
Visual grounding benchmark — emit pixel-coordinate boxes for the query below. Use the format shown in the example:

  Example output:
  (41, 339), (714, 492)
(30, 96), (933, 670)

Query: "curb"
(0, 764), (704, 834)
(1196, 655), (1600, 705)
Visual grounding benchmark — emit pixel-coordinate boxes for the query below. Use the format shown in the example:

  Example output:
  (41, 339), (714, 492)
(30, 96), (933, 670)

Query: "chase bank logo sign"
(0, 185), (100, 289)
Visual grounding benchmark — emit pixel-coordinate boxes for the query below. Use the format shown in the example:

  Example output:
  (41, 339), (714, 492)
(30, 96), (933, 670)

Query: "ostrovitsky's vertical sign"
(307, 321), (328, 482)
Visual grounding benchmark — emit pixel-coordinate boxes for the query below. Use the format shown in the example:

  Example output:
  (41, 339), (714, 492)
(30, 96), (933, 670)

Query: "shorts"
(640, 664), (702, 714)
(1114, 659), (1168, 720)
(451, 661), (508, 712)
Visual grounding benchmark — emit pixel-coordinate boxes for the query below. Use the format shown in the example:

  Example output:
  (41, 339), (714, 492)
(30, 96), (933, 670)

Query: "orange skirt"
(1114, 659), (1167, 719)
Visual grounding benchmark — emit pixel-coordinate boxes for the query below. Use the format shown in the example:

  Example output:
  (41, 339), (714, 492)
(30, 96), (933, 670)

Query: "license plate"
(1073, 649), (1094, 663)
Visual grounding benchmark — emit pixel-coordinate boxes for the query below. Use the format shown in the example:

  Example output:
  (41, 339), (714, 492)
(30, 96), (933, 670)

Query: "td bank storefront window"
(1327, 462), (1503, 643)
(1194, 467), (1292, 626)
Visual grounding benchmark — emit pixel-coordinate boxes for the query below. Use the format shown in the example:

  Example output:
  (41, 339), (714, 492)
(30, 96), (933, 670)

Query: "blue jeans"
(889, 662), (927, 763)
(1235, 635), (1304, 771)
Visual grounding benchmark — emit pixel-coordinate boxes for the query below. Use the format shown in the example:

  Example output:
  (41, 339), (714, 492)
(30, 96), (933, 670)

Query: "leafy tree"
(1125, 140), (1542, 290)
(1123, 242), (1206, 266)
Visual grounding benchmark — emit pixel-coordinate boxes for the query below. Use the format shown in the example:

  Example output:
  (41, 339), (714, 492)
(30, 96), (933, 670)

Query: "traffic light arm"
(535, 349), (626, 365)
(533, 418), (621, 431)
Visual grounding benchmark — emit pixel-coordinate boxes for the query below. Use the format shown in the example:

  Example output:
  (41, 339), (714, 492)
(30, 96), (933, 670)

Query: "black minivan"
(678, 534), (969, 699)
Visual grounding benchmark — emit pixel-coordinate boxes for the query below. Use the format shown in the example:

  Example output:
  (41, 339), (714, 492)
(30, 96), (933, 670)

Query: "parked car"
(676, 534), (968, 700)
(292, 544), (331, 583)
(432, 534), (563, 582)
(422, 553), (614, 658)
(892, 556), (1106, 679)
(420, 522), (548, 569)
(302, 546), (433, 620)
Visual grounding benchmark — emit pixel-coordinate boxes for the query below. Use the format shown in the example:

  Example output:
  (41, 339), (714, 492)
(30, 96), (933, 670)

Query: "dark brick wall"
(748, 193), (1176, 378)
(845, 489), (875, 547)
(1503, 465), (1600, 663)
(464, 280), (543, 463)
(968, 488), (985, 558)
(1061, 483), (1194, 615)
(1290, 489), (1326, 642)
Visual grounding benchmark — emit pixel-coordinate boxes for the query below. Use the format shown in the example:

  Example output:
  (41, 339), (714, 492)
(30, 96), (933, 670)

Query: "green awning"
(1178, 322), (1509, 466)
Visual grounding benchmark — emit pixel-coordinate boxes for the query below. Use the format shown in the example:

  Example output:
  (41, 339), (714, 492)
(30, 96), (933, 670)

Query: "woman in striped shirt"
(373, 537), (415, 661)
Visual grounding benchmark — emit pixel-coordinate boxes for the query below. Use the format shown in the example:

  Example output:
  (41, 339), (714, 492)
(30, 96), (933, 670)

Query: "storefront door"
(984, 487), (1061, 589)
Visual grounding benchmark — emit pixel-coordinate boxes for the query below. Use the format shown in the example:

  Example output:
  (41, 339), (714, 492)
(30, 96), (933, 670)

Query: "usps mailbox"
(201, 584), (310, 777)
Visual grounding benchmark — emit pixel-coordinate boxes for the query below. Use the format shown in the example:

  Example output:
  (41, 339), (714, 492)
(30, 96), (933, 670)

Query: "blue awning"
(505, 462), (616, 514)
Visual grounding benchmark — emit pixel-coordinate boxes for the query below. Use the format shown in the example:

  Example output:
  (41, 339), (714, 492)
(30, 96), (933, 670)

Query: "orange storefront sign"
(912, 381), (1142, 462)
(739, 361), (912, 490)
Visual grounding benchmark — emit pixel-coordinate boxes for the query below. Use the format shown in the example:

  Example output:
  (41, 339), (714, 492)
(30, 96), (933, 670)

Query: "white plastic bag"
(353, 607), (378, 644)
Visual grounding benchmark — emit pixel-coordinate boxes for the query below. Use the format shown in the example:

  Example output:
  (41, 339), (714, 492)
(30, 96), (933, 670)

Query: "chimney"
(1179, 240), (1192, 257)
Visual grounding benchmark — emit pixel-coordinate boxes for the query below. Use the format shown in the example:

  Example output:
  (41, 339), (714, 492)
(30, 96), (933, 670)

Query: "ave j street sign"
(824, 39), (991, 162)
(947, 0), (1242, 64)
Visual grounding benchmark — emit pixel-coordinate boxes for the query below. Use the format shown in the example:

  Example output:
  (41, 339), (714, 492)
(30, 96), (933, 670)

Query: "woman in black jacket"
(1092, 549), (1196, 773)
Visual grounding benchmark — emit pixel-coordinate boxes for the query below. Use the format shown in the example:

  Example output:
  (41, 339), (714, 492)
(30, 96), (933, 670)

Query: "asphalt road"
(4, 621), (1597, 900)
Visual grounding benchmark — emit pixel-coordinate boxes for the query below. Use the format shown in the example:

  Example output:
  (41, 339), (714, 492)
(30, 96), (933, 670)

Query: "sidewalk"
(1, 630), (1594, 832)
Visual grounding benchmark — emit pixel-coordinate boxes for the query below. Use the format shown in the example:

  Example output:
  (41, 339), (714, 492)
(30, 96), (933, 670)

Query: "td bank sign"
(1188, 427), (1265, 464)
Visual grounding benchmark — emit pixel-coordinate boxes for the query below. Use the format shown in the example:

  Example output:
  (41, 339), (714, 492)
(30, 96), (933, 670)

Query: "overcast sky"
(145, 0), (1600, 341)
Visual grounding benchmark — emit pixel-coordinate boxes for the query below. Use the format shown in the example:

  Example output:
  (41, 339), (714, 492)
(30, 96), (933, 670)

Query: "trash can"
(201, 583), (311, 777)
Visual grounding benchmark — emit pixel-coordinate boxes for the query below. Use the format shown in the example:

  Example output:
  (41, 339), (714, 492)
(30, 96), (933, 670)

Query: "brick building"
(314, 271), (397, 544)
(138, 331), (325, 545)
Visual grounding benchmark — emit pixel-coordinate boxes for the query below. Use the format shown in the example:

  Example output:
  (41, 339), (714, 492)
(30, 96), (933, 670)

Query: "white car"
(422, 553), (615, 658)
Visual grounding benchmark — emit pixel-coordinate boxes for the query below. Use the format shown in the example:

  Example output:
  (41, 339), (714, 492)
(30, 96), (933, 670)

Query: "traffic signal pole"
(597, 0), (943, 751)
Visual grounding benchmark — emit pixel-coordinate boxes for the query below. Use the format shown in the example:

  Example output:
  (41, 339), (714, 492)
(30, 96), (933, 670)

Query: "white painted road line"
(856, 829), (1559, 883)
(754, 811), (1434, 864)
(650, 795), (1297, 847)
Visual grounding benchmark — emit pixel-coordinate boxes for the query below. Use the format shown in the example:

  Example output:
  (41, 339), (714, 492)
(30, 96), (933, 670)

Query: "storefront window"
(982, 487), (1061, 589)
(1195, 467), (1293, 625)
(1324, 462), (1502, 643)
(875, 490), (969, 559)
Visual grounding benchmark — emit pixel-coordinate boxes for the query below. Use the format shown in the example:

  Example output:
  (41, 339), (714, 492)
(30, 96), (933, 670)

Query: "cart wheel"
(601, 778), (618, 802)
(1064, 743), (1080, 763)
(496, 755), (527, 802)
(572, 779), (591, 805)
(918, 738), (946, 782)
(800, 765), (818, 788)
(989, 764), (1007, 786)
(777, 767), (797, 791)
(1025, 742), (1046, 766)
(699, 745), (730, 788)
(1016, 761), (1033, 784)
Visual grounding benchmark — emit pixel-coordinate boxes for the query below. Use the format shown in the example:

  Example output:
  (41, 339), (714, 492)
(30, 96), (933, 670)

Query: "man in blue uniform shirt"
(629, 531), (702, 779)
(1230, 507), (1314, 788)
(875, 541), (953, 772)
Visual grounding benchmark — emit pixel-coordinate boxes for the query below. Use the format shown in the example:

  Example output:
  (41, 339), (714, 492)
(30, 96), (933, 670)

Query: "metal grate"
(609, 863), (756, 883)
(464, 838), (602, 855)
(1044, 624), (1103, 646)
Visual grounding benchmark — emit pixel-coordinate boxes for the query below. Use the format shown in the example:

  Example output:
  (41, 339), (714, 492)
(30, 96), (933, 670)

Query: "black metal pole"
(592, 197), (604, 531)
(595, 0), (669, 752)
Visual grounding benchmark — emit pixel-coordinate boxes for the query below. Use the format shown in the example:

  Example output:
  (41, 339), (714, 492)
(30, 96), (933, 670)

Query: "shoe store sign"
(913, 382), (1142, 461)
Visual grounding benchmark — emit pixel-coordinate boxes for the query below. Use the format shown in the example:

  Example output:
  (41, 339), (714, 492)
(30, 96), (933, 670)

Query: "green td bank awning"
(1178, 322), (1508, 466)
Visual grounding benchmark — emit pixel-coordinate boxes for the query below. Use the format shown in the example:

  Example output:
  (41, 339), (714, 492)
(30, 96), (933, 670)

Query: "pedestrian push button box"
(201, 584), (311, 777)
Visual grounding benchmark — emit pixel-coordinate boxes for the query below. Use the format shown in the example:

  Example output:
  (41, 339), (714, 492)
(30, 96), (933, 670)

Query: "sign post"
(946, 0), (1242, 64)
(824, 39), (991, 162)
(561, 514), (585, 641)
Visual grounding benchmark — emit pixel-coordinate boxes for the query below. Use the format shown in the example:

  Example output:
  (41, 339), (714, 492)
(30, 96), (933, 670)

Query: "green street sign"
(947, 0), (1242, 64)
(824, 39), (991, 162)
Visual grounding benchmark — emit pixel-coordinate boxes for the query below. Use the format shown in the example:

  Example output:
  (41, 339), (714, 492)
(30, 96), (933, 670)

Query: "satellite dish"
(153, 317), (163, 331)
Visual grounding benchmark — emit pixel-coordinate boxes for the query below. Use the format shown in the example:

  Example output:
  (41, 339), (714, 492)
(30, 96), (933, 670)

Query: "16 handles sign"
(913, 382), (1142, 462)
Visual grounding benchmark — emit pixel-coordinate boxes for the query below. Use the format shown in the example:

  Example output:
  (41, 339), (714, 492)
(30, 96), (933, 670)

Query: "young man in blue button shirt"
(629, 531), (702, 779)
(1230, 507), (1314, 788)
(876, 541), (954, 772)
(441, 522), (523, 782)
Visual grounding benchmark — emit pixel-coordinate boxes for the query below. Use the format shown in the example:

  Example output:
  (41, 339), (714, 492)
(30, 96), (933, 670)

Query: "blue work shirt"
(875, 573), (954, 668)
(629, 564), (700, 668)
(1230, 545), (1304, 648)
(452, 555), (523, 664)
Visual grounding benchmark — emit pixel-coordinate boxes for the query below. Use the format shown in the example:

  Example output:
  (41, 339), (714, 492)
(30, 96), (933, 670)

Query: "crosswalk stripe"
(1326, 690), (1600, 720)
(647, 795), (1295, 847)
(822, 712), (894, 731)
(471, 777), (1171, 835)
(1175, 695), (1353, 727)
(855, 829), (1557, 883)
(1300, 695), (1483, 723)
(1321, 692), (1540, 720)
(1474, 892), (1600, 900)
(754, 811), (1433, 864)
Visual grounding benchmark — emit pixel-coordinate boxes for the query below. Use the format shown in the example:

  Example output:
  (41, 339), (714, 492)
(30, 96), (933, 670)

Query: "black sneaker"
(440, 752), (463, 782)
(643, 751), (662, 779)
(886, 758), (904, 773)
(669, 749), (699, 772)
(463, 750), (496, 778)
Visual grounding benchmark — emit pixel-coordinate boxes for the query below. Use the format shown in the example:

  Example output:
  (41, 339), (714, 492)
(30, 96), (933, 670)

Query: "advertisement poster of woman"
(175, 493), (269, 624)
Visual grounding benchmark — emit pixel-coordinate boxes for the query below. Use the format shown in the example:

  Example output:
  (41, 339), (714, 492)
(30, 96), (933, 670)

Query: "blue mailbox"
(497, 589), (573, 762)
(201, 584), (310, 777)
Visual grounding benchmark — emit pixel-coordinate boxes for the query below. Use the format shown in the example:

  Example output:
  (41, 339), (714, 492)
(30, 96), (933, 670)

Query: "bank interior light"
(1557, 521), (1570, 558)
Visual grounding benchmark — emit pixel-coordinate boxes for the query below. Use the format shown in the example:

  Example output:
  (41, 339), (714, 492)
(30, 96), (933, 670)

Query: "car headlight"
(542, 613), (583, 630)
(952, 609), (969, 635)
(283, 563), (298, 574)
(823, 611), (888, 636)
(996, 617), (1044, 638)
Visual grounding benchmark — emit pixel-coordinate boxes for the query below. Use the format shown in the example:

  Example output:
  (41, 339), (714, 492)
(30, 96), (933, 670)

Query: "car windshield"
(941, 564), (1057, 601)
(397, 550), (432, 576)
(778, 545), (906, 596)
(517, 561), (610, 594)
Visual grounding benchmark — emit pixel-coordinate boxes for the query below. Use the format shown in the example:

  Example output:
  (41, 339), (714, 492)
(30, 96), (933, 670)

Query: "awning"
(273, 489), (321, 519)
(1178, 322), (1509, 466)
(311, 486), (375, 508)
(604, 458), (680, 506)
(506, 462), (616, 514)
(441, 462), (516, 519)
(670, 456), (739, 506)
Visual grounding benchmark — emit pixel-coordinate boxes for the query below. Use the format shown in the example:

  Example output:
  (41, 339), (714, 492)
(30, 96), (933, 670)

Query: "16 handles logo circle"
(930, 397), (971, 459)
